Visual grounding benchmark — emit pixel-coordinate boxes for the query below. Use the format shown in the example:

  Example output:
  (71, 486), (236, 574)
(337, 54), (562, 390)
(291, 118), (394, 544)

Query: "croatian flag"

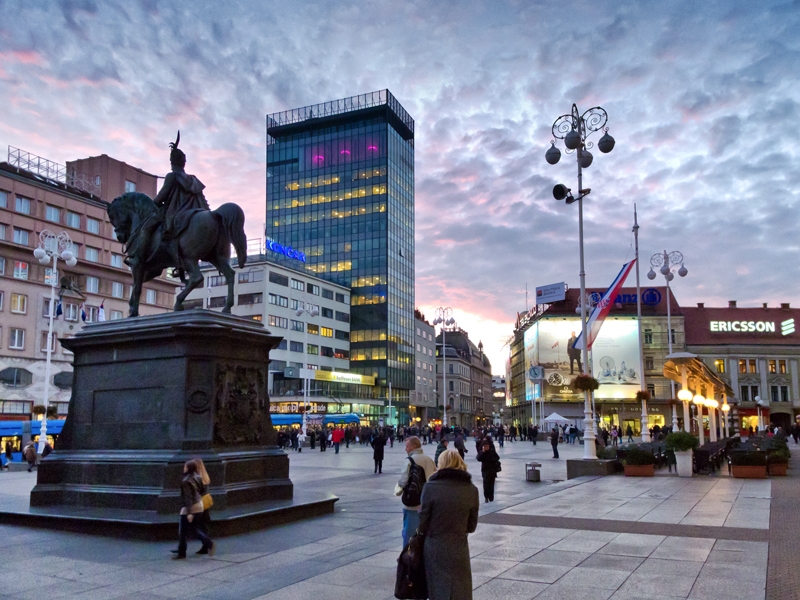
(573, 260), (636, 351)
(98, 300), (106, 322)
(55, 300), (63, 318)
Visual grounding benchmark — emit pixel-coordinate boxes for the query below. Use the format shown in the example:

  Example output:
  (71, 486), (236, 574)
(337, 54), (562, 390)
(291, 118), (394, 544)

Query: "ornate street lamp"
(693, 394), (706, 446)
(296, 302), (319, 438)
(33, 230), (77, 453)
(432, 307), (455, 430)
(546, 104), (615, 460)
(677, 389), (693, 434)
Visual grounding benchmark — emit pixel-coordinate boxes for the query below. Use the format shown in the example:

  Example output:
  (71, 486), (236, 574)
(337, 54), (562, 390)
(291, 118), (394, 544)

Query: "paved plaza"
(0, 437), (796, 599)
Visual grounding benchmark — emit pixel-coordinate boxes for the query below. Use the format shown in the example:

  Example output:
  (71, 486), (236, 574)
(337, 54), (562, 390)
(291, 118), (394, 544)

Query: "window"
(238, 293), (263, 305)
(771, 385), (790, 403)
(321, 288), (334, 300)
(290, 341), (304, 352)
(268, 315), (288, 328)
(0, 190), (6, 208)
(779, 360), (787, 374)
(85, 276), (99, 293)
(43, 298), (57, 318)
(740, 385), (760, 402)
(145, 289), (157, 304)
(307, 344), (319, 355)
(290, 299), (300, 310)
(10, 293), (27, 314)
(15, 196), (31, 214)
(0, 257), (4, 275)
(307, 324), (319, 335)
(321, 307), (333, 318)
(64, 303), (79, 321)
(307, 283), (319, 295)
(269, 271), (289, 286)
(9, 328), (25, 349)
(13, 260), (28, 279)
(208, 296), (227, 308)
(749, 359), (757, 373)
(644, 329), (653, 344)
(334, 348), (349, 359)
(85, 247), (99, 262)
(335, 311), (350, 323)
(647, 383), (656, 399)
(714, 359), (725, 373)
(13, 228), (29, 245)
(111, 310), (123, 320)
(336, 293), (349, 304)
(45, 205), (60, 223)
(321, 346), (334, 357)
(449, 381), (454, 391)
(41, 331), (56, 353)
(645, 356), (655, 371)
(291, 320), (304, 332)
(86, 306), (99, 322)
(769, 360), (777, 374)
(207, 275), (226, 287)
(86, 218), (100, 235)
(335, 330), (349, 341)
(0, 367), (32, 387)
(44, 268), (58, 285)
(0, 224), (4, 240)
(416, 359), (421, 368)
(320, 327), (333, 337)
(269, 293), (288, 307)
(670, 329), (676, 344)
(94, 175), (101, 186)
(111, 254), (124, 268)
(65, 211), (80, 228)
(238, 270), (264, 283)
(0, 291), (3, 310)
(53, 371), (73, 389)
(183, 299), (204, 310)
(291, 278), (304, 291)
(125, 180), (137, 193)
(112, 282), (124, 298)
(739, 359), (746, 373)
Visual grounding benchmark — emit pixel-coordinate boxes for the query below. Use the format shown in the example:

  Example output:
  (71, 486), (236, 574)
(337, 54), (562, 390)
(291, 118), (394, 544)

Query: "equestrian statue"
(108, 132), (247, 316)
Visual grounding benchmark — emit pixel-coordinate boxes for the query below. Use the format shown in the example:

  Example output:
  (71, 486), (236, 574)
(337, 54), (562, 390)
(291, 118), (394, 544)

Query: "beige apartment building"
(0, 151), (175, 420)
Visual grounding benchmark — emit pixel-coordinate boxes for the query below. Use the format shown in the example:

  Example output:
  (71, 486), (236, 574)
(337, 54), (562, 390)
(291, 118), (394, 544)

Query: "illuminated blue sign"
(590, 288), (662, 306)
(266, 240), (306, 262)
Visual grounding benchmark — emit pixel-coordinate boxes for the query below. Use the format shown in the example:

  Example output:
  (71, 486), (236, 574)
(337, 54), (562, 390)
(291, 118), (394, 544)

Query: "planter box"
(732, 465), (767, 479)
(769, 463), (788, 476)
(566, 458), (620, 479)
(624, 464), (654, 477)
(674, 449), (694, 478)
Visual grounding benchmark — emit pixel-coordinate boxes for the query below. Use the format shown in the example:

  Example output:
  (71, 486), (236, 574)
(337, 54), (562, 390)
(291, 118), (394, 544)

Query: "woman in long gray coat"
(418, 448), (480, 600)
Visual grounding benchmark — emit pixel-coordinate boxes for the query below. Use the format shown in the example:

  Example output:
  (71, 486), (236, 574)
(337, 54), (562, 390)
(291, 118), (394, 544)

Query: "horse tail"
(215, 203), (247, 268)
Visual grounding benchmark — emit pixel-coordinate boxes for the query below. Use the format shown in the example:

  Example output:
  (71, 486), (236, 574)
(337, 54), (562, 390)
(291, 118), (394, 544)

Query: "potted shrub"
(623, 447), (655, 477)
(572, 375), (600, 392)
(769, 450), (789, 476)
(32, 405), (46, 417)
(666, 431), (699, 478)
(730, 451), (767, 478)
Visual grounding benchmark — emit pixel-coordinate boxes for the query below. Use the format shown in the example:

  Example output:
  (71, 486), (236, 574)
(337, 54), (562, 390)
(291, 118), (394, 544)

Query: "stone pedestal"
(31, 312), (296, 516)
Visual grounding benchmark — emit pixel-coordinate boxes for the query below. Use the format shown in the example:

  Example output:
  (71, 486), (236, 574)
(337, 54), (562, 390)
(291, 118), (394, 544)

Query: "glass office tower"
(266, 90), (415, 418)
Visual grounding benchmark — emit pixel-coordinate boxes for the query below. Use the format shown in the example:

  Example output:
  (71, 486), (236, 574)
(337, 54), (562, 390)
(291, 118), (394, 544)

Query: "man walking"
(550, 427), (560, 459)
(331, 426), (344, 454)
(395, 436), (436, 547)
(23, 440), (37, 472)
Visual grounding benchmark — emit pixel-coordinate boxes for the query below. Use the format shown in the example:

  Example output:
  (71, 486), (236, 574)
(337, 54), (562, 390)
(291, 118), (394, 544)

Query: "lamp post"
(33, 230), (77, 453)
(706, 399), (719, 442)
(432, 307), (455, 429)
(295, 301), (319, 438)
(721, 402), (730, 438)
(546, 104), (615, 460)
(693, 395), (705, 446)
(755, 396), (763, 433)
(647, 251), (687, 403)
(677, 389), (693, 433)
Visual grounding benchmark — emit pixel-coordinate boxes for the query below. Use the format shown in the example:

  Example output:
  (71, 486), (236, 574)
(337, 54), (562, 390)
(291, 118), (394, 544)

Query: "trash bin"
(525, 462), (541, 482)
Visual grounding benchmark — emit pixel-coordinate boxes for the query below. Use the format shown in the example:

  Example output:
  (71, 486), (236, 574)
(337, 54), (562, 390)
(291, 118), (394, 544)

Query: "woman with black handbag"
(416, 449), (479, 600)
(476, 438), (501, 503)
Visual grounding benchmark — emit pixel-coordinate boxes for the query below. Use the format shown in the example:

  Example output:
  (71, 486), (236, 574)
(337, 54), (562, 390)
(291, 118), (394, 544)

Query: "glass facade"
(266, 90), (415, 408)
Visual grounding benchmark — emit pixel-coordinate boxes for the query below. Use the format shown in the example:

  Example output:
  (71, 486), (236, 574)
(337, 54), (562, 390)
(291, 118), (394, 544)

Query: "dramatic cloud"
(1, 0), (799, 371)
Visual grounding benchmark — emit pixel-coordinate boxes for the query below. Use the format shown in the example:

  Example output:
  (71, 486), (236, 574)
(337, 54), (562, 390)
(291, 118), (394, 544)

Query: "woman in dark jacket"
(371, 430), (385, 473)
(174, 459), (214, 559)
(476, 439), (501, 503)
(418, 449), (479, 600)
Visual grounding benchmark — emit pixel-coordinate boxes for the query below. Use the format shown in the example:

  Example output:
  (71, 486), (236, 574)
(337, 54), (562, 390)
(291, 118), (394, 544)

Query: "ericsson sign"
(710, 318), (795, 336)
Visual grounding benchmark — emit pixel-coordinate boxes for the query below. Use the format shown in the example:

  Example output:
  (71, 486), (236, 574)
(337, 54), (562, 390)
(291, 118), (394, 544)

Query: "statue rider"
(129, 132), (209, 269)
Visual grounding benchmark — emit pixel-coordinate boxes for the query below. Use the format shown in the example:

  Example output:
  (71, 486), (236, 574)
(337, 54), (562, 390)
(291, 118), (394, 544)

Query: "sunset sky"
(2, 0), (799, 373)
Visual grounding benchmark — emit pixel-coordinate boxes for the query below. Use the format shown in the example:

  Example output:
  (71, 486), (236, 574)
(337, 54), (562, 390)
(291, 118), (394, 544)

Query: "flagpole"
(634, 205), (650, 442)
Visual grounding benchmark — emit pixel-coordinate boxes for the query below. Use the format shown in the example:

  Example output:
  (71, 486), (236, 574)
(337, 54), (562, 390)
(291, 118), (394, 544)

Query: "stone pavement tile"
(473, 577), (548, 600)
(124, 557), (232, 577)
(530, 583), (615, 600)
(68, 567), (184, 594)
(206, 552), (270, 564)
(679, 515), (727, 527)
(609, 591), (687, 600)
(523, 549), (591, 568)
(555, 566), (630, 590)
(598, 532), (665, 557)
(713, 539), (768, 553)
(548, 530), (618, 553)
(638, 510), (690, 524)
(148, 575), (227, 600)
(497, 562), (572, 584)
(616, 573), (698, 597)
(352, 566), (397, 592)
(0, 577), (101, 599)
(305, 563), (393, 586)
(698, 563), (766, 588)
(469, 540), (505, 557)
(252, 581), (380, 600)
(634, 557), (704, 578)
(688, 576), (765, 600)
(650, 536), (715, 562)
(724, 509), (770, 529)
(351, 549), (400, 568)
(579, 553), (645, 572)
(505, 527), (574, 547)
(474, 545), (541, 562)
(469, 557), (518, 579)
(706, 549), (767, 566)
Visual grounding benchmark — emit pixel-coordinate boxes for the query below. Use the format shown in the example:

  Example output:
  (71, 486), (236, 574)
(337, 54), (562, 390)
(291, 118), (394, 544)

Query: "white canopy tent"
(540, 412), (583, 431)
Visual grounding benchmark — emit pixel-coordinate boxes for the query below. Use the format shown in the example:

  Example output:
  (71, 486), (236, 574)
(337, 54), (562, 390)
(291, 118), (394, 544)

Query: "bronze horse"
(108, 192), (246, 316)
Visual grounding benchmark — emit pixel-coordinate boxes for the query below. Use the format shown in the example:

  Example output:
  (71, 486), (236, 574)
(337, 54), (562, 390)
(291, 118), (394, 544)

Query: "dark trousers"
(320, 441), (326, 452)
(482, 473), (496, 502)
(374, 460), (382, 473)
(569, 356), (582, 374)
(310, 438), (316, 450)
(334, 442), (340, 454)
(552, 443), (559, 459)
(178, 514), (212, 557)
